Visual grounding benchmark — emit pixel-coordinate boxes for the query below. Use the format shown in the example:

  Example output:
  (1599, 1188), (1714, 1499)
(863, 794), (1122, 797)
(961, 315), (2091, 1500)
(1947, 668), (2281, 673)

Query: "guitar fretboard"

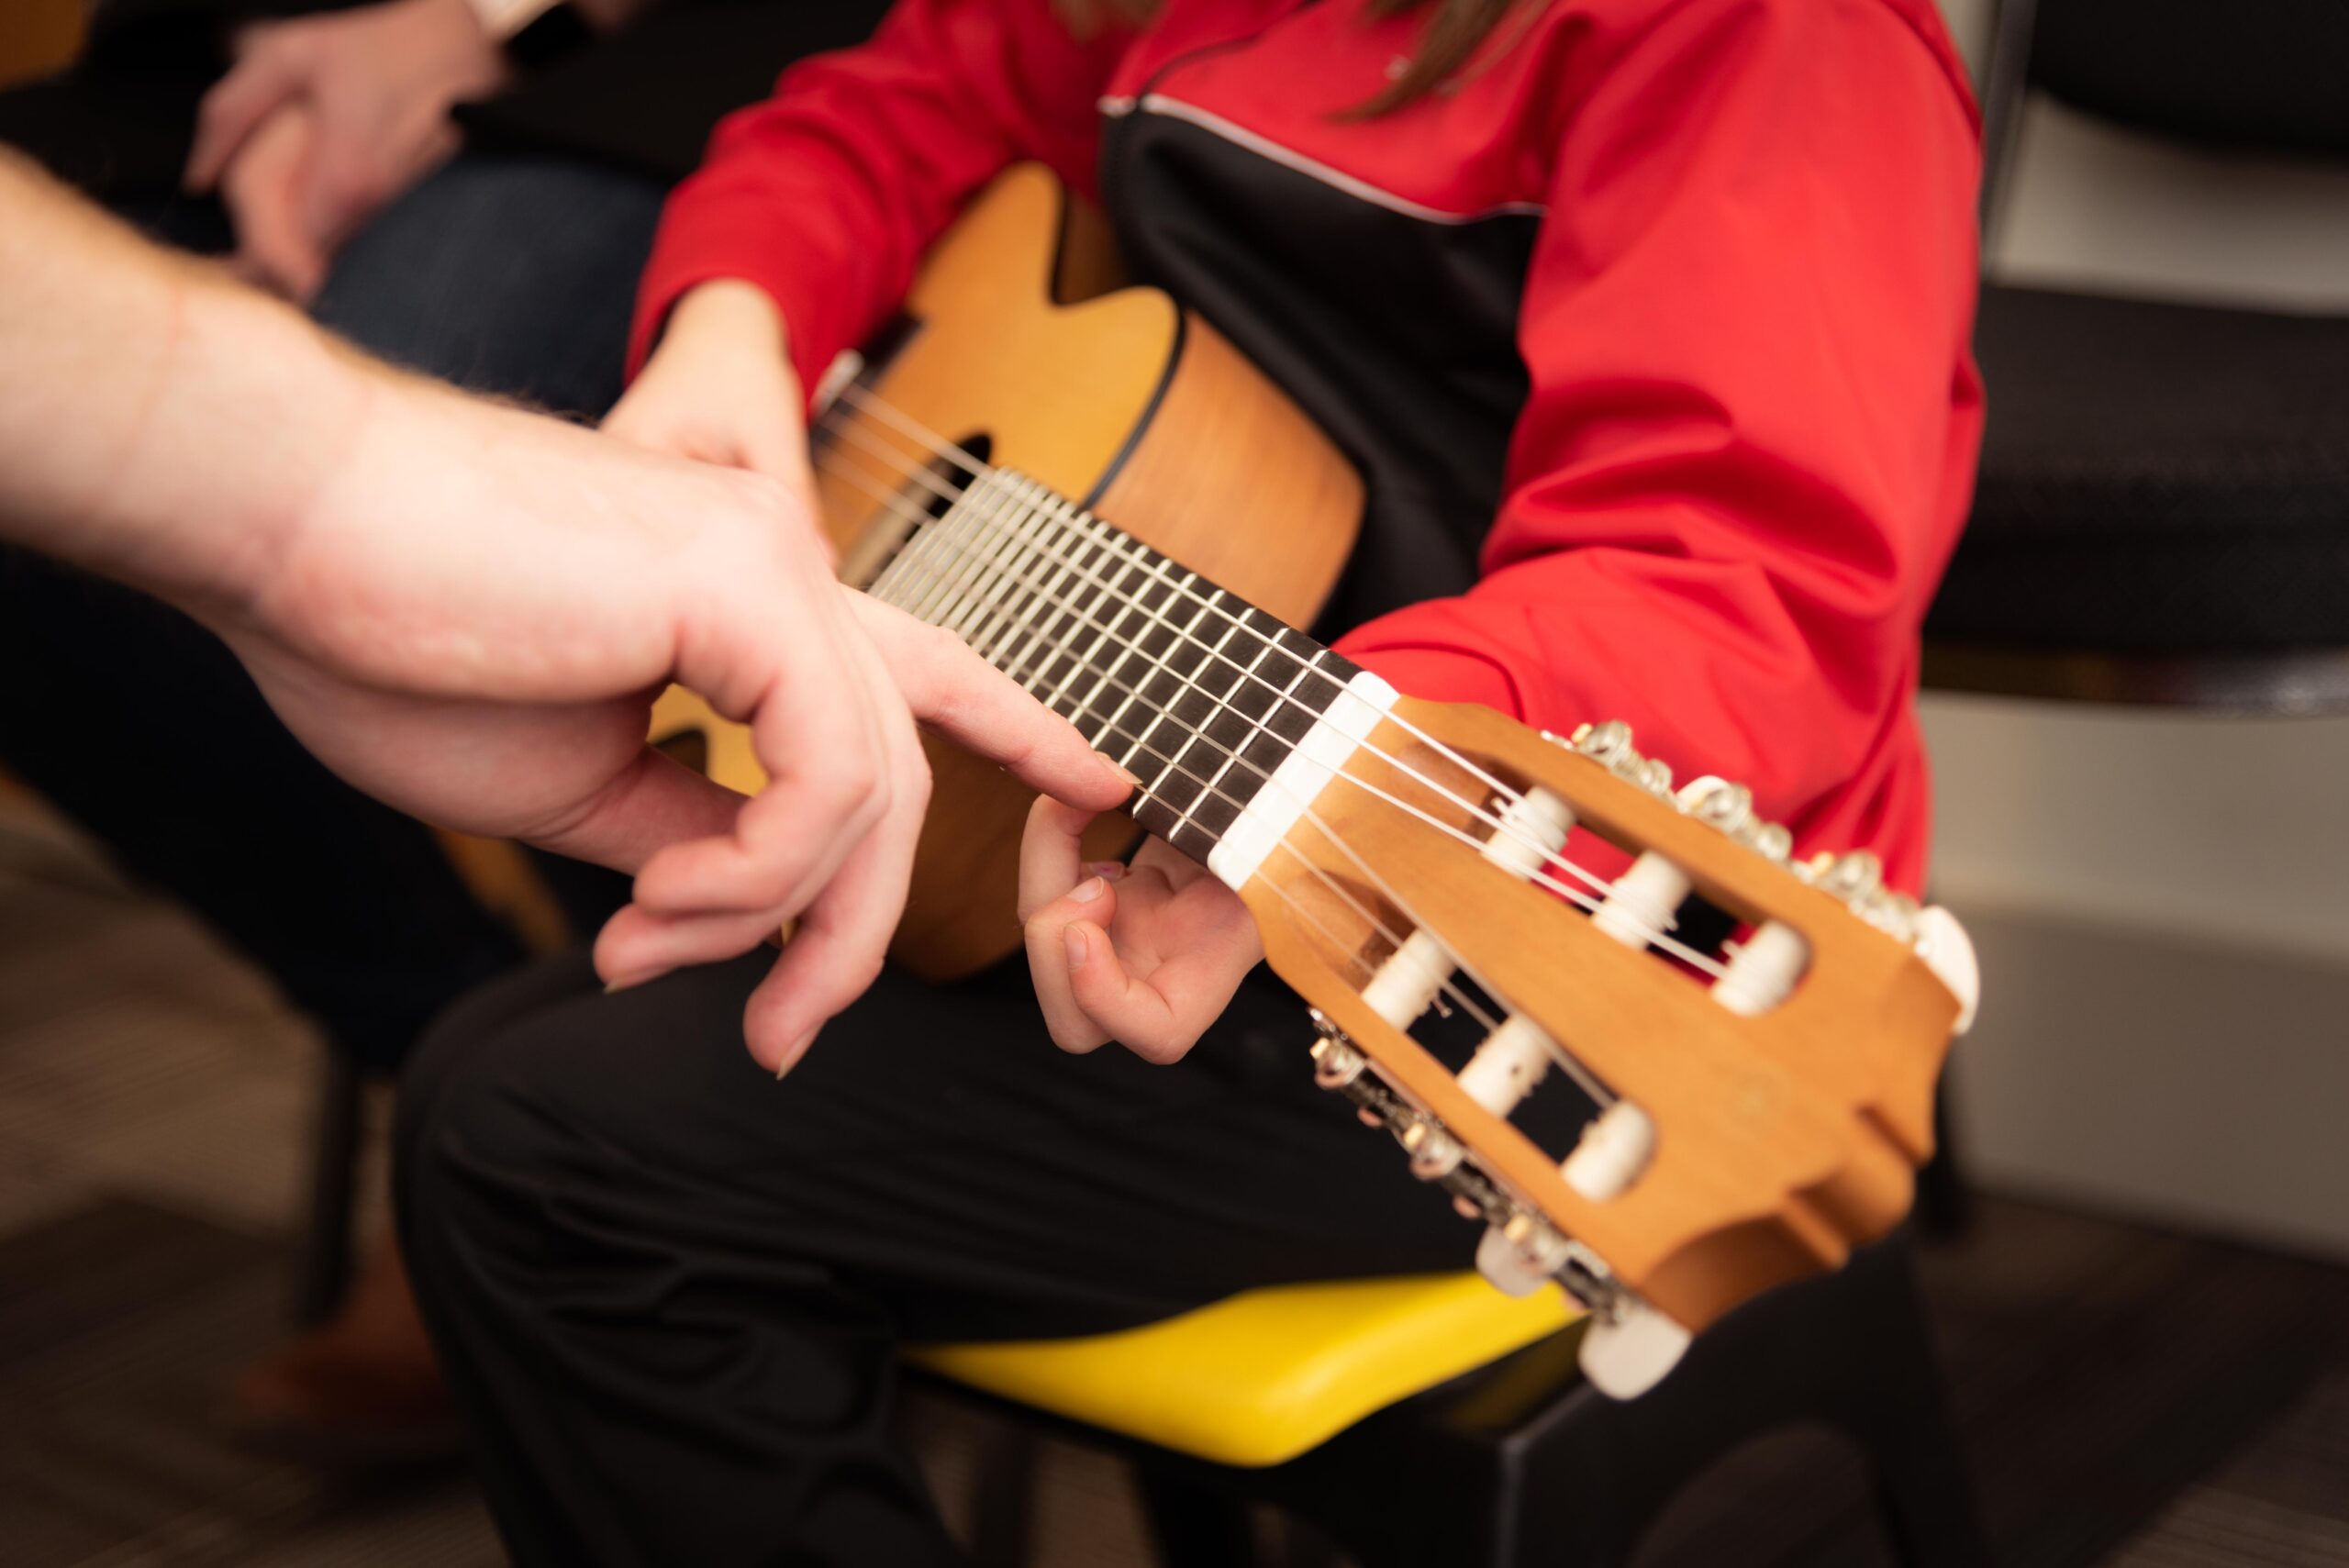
(863, 467), (1369, 868)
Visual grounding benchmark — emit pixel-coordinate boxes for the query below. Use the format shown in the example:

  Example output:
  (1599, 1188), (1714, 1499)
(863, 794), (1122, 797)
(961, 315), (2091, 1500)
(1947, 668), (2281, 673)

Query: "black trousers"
(395, 949), (1482, 1566)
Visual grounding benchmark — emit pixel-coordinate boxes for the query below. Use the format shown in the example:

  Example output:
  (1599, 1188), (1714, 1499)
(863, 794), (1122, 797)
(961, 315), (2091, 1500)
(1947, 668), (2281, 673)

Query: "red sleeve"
(629, 0), (1132, 396)
(1333, 0), (1984, 885)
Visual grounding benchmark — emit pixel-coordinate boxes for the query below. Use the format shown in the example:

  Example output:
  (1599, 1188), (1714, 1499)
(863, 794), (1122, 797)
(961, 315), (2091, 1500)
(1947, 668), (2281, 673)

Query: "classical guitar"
(650, 165), (1979, 1396)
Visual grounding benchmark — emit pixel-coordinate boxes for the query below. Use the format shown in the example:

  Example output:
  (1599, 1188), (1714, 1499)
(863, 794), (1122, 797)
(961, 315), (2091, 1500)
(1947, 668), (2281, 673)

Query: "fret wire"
(826, 427), (1316, 739)
(931, 475), (1042, 644)
(817, 442), (1643, 917)
(1012, 524), (1122, 717)
(821, 438), (1325, 788)
(977, 479), (1078, 657)
(1004, 627), (1545, 1071)
(815, 450), (1717, 981)
(865, 473), (979, 614)
(972, 480), (1090, 675)
(829, 387), (1549, 873)
(822, 410), (1729, 981)
(903, 471), (1022, 629)
(977, 561), (1700, 1054)
(1047, 543), (1156, 717)
(967, 476), (1070, 648)
(1185, 605), (1252, 818)
(1090, 557), (1206, 774)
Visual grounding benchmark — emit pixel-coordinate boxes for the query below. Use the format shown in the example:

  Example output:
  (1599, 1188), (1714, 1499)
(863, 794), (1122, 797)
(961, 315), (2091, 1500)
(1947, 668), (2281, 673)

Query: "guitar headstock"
(1234, 695), (1978, 1397)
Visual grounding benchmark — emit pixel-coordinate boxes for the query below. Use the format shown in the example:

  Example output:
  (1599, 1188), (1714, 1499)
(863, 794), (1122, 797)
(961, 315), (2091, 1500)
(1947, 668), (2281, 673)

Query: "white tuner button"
(1456, 1015), (1555, 1117)
(1711, 919), (1809, 1018)
(1578, 1301), (1692, 1398)
(1592, 851), (1689, 948)
(1354, 787), (1574, 1030)
(1560, 1102), (1655, 1201)
(1913, 906), (1980, 1034)
(1359, 929), (1453, 1028)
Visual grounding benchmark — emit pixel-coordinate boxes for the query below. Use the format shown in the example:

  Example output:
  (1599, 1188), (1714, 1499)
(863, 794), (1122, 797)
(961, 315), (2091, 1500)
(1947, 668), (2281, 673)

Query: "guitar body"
(651, 165), (1364, 979)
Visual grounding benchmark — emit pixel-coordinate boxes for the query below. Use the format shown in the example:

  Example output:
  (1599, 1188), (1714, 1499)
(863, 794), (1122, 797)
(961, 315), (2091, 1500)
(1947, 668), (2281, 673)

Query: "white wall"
(1920, 1), (2349, 1255)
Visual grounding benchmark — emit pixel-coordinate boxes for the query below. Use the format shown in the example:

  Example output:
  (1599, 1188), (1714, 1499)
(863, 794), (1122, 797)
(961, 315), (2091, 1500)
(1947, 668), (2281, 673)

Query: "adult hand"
(1019, 799), (1264, 1064)
(217, 365), (1132, 1074)
(184, 0), (509, 299)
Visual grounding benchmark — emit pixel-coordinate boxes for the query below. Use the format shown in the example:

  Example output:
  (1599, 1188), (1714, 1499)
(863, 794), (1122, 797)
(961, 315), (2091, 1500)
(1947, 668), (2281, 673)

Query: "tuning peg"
(1677, 776), (1752, 831)
(1560, 1102), (1656, 1200)
(1591, 851), (1689, 947)
(1476, 1210), (1571, 1297)
(1578, 1299), (1693, 1398)
(1711, 919), (1809, 1017)
(1817, 851), (1884, 902)
(1308, 1017), (1366, 1089)
(1397, 1118), (1465, 1181)
(1913, 906), (1981, 1033)
(1456, 1015), (1554, 1116)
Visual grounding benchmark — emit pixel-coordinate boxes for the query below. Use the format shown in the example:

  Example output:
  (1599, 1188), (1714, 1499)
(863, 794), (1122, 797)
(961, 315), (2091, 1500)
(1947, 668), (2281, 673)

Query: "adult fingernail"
(1081, 861), (1126, 883)
(1107, 760), (1142, 790)
(1064, 926), (1089, 968)
(1070, 875), (1106, 905)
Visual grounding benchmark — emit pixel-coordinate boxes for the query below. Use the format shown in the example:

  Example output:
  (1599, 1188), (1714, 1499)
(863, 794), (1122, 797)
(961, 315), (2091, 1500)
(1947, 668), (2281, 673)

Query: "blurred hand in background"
(182, 0), (509, 299)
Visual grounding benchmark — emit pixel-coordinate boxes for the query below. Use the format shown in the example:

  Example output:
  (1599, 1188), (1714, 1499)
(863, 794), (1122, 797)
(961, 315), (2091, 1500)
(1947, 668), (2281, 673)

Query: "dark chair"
(931, 1235), (1984, 1568)
(1929, 0), (2349, 710)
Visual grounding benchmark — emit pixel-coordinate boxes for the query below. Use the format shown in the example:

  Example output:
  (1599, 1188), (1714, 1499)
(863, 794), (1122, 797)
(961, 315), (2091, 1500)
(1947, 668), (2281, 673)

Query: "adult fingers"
(593, 901), (789, 994)
(629, 624), (892, 919)
(515, 743), (747, 879)
(733, 734), (928, 1073)
(185, 46), (304, 192)
(848, 593), (1132, 812)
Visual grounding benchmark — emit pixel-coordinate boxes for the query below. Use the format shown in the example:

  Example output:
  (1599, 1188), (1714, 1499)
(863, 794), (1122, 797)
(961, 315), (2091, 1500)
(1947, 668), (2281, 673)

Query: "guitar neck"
(863, 465), (1396, 881)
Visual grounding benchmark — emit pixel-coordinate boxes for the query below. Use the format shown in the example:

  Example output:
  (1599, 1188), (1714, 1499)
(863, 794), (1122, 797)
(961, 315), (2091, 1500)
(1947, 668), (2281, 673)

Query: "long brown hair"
(1057, 0), (1530, 116)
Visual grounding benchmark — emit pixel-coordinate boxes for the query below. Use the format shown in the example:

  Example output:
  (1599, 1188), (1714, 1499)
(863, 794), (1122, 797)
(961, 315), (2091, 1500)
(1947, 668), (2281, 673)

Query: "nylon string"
(814, 409), (1731, 979)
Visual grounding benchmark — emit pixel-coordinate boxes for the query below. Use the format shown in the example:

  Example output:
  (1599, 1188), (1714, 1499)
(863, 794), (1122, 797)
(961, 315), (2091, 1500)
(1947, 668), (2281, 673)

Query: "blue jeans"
(1, 152), (667, 1070)
(312, 151), (668, 417)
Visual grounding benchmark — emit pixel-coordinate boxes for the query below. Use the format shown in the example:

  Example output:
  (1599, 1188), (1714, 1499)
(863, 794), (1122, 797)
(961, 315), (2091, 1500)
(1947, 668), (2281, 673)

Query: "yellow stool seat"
(907, 1273), (1578, 1469)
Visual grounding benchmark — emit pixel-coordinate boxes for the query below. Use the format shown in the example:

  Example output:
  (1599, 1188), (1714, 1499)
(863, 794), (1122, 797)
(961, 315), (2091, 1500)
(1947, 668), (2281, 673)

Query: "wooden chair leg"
(294, 1051), (366, 1324)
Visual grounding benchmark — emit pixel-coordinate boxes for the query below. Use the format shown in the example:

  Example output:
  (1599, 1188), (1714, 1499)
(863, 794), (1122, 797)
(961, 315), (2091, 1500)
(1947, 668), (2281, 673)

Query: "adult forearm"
(0, 150), (371, 616)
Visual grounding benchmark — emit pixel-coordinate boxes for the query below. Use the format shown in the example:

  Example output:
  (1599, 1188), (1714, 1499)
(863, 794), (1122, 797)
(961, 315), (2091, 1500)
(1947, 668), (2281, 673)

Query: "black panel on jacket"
(1099, 110), (1537, 642)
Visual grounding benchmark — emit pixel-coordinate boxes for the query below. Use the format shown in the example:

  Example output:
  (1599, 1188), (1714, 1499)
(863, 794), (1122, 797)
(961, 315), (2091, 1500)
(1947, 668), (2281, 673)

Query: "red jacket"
(632, 0), (1984, 892)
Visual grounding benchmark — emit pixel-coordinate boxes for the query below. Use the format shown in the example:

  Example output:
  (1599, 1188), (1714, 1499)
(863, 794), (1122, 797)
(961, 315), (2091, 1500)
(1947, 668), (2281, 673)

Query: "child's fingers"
(1017, 795), (1099, 923)
(1022, 875), (1118, 1054)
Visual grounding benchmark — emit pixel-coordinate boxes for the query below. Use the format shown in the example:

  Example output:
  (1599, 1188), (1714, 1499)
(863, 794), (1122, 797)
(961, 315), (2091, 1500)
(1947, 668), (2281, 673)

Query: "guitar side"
(651, 165), (1364, 980)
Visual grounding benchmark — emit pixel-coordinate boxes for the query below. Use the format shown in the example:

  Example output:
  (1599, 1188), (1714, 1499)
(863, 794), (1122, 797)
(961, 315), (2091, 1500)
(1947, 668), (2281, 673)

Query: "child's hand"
(606, 280), (813, 496)
(1019, 797), (1264, 1063)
